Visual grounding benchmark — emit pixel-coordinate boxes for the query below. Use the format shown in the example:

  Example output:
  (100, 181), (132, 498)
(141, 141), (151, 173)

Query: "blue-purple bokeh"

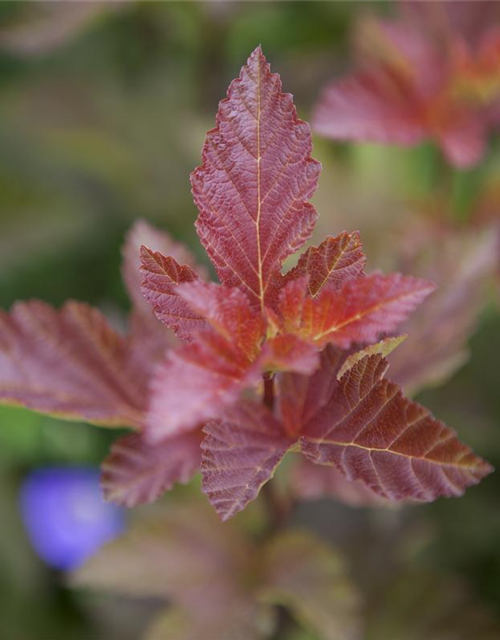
(20, 467), (125, 571)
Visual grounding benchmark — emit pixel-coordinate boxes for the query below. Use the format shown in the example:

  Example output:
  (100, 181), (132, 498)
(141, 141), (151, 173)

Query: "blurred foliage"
(0, 2), (499, 639)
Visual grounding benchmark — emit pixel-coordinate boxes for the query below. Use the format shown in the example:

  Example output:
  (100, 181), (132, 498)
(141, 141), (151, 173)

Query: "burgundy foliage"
(313, 0), (500, 167)
(0, 47), (492, 517)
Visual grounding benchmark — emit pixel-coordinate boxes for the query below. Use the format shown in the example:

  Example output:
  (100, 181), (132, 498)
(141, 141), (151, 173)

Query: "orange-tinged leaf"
(261, 530), (360, 640)
(263, 334), (320, 375)
(101, 431), (202, 507)
(140, 246), (208, 341)
(145, 332), (262, 442)
(177, 281), (264, 358)
(201, 402), (294, 520)
(280, 273), (435, 349)
(284, 231), (366, 296)
(192, 46), (321, 312)
(0, 301), (147, 428)
(301, 354), (492, 502)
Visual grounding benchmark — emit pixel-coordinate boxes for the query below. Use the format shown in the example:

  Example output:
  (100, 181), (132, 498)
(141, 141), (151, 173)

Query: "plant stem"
(261, 374), (292, 530)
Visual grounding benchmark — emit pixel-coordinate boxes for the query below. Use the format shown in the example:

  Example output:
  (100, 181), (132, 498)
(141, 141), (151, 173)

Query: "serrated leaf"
(192, 46), (321, 312)
(277, 345), (347, 437)
(122, 219), (202, 316)
(201, 401), (294, 520)
(177, 280), (264, 358)
(101, 430), (202, 507)
(284, 232), (366, 296)
(337, 335), (406, 380)
(263, 334), (320, 375)
(301, 354), (492, 501)
(279, 273), (435, 349)
(140, 246), (208, 341)
(260, 530), (360, 640)
(0, 301), (147, 428)
(145, 332), (262, 442)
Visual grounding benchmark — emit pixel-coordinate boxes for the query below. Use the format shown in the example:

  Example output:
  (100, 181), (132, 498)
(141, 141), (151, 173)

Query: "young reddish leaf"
(201, 401), (294, 520)
(290, 457), (391, 507)
(101, 430), (202, 507)
(284, 231), (366, 296)
(280, 273), (435, 349)
(313, 68), (427, 147)
(260, 530), (360, 640)
(122, 219), (201, 314)
(140, 246), (208, 341)
(146, 332), (262, 442)
(0, 301), (147, 428)
(313, 7), (500, 168)
(263, 334), (320, 375)
(277, 345), (347, 437)
(301, 354), (493, 501)
(192, 46), (321, 311)
(177, 281), (264, 358)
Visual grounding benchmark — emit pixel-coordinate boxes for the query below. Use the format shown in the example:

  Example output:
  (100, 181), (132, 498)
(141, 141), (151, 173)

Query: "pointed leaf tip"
(192, 45), (320, 311)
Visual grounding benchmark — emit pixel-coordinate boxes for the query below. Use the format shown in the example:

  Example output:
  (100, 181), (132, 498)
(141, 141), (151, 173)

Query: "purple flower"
(20, 467), (125, 571)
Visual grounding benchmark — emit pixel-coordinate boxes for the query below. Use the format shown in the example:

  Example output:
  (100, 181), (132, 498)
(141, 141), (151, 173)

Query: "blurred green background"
(0, 2), (498, 639)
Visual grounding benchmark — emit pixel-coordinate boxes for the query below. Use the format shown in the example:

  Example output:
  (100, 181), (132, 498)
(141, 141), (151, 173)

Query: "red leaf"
(101, 430), (202, 507)
(277, 345), (347, 437)
(301, 354), (492, 502)
(0, 301), (146, 427)
(146, 332), (262, 442)
(279, 273), (435, 349)
(201, 402), (294, 520)
(284, 231), (366, 296)
(290, 457), (391, 507)
(177, 281), (264, 358)
(122, 219), (201, 315)
(192, 46), (321, 312)
(140, 246), (208, 341)
(263, 334), (320, 375)
(314, 68), (427, 146)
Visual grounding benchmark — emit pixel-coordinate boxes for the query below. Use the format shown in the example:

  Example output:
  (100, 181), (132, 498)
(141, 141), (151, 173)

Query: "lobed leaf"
(192, 46), (321, 312)
(177, 280), (264, 358)
(284, 231), (366, 296)
(140, 246), (208, 341)
(279, 273), (435, 349)
(145, 331), (262, 442)
(260, 530), (360, 640)
(101, 430), (202, 507)
(201, 401), (294, 520)
(0, 301), (147, 428)
(122, 219), (200, 315)
(301, 354), (492, 502)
